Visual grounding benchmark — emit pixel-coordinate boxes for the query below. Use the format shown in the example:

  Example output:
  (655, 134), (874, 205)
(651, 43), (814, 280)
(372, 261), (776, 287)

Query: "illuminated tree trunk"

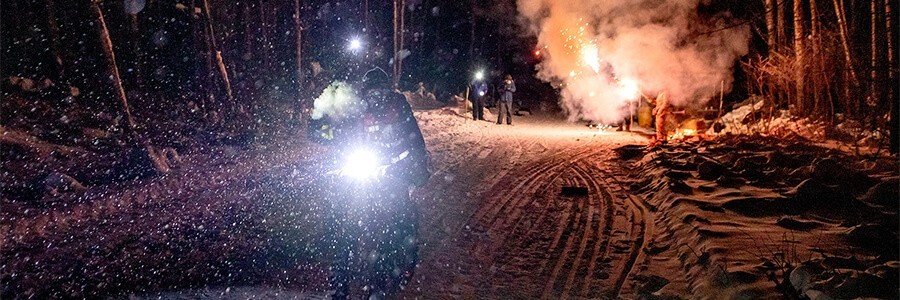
(810, 0), (821, 115)
(833, 0), (858, 117)
(778, 0), (788, 46)
(765, 0), (777, 52)
(201, 0), (234, 109)
(89, 0), (136, 134)
(793, 0), (806, 114)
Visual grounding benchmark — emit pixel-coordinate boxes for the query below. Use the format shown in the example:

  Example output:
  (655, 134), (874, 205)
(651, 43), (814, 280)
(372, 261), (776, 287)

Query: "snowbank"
(707, 96), (825, 141)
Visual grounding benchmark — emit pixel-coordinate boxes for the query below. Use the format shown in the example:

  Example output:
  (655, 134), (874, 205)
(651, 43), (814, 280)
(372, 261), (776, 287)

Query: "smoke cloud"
(311, 81), (365, 120)
(517, 0), (750, 124)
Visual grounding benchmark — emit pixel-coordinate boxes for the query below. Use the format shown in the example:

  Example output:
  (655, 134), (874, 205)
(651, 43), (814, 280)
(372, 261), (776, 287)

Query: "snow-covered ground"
(2, 108), (896, 299)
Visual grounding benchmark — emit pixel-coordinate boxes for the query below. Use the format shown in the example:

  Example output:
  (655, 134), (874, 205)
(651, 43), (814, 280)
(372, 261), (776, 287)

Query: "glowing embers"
(668, 118), (708, 141)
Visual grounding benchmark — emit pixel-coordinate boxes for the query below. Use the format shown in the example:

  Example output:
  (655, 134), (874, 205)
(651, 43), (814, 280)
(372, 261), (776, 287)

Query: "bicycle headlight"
(341, 148), (382, 179)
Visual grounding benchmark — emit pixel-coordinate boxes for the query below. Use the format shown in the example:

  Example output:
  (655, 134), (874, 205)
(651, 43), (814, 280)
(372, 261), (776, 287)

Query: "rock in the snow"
(776, 216), (822, 230)
(790, 264), (816, 292)
(845, 223), (898, 250)
(788, 178), (834, 203)
(860, 178), (900, 208)
(865, 261), (899, 285)
(43, 172), (87, 195)
(788, 165), (814, 178)
(825, 269), (896, 298)
(614, 144), (645, 160)
(697, 160), (726, 180)
(811, 158), (875, 192)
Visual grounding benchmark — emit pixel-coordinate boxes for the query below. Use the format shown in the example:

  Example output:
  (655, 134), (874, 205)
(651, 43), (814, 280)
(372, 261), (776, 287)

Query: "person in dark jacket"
(472, 82), (487, 120)
(497, 74), (516, 125)
(320, 68), (430, 300)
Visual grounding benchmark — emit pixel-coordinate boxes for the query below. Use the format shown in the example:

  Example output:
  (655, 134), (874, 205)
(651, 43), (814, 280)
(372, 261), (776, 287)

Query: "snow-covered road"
(405, 110), (653, 298)
(2, 109), (660, 299)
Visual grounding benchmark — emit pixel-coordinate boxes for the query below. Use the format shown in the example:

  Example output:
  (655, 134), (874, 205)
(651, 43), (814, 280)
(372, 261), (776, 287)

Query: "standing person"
(497, 74), (516, 125)
(472, 81), (487, 120)
(646, 91), (670, 146)
(312, 68), (430, 300)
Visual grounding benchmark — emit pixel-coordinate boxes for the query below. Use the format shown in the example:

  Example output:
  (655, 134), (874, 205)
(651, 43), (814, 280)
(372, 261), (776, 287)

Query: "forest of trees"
(0, 0), (897, 159)
(746, 0), (898, 152)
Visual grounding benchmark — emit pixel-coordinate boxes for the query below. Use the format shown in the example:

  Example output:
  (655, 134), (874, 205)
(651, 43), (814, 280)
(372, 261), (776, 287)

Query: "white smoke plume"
(517, 0), (750, 124)
(311, 81), (366, 120)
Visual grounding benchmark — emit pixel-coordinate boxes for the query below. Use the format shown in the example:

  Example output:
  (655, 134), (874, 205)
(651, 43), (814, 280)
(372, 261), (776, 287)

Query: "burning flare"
(516, 0), (750, 124)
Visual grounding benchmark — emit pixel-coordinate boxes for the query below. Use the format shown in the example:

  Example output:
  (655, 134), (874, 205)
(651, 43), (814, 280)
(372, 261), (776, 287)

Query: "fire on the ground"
(668, 118), (708, 141)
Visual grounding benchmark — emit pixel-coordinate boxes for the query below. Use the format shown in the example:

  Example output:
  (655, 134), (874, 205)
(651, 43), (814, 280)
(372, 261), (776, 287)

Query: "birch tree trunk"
(794, 0), (806, 114)
(833, 0), (858, 117)
(89, 0), (136, 134)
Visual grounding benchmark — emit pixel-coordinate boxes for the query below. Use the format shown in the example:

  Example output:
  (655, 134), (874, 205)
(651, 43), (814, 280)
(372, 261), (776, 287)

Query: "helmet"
(362, 67), (391, 91)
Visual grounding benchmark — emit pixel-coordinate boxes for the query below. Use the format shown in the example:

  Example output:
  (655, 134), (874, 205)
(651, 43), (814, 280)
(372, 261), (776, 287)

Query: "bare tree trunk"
(202, 0), (234, 108)
(294, 0), (303, 82)
(887, 0), (898, 153)
(833, 0), (858, 116)
(258, 0), (272, 76)
(470, 2), (476, 66)
(398, 0), (405, 87)
(243, 2), (253, 60)
(766, 0), (777, 52)
(871, 0), (877, 112)
(393, 0), (399, 88)
(778, 0), (788, 46)
(810, 0), (821, 115)
(873, 0), (889, 119)
(128, 14), (145, 89)
(45, 0), (65, 81)
(89, 0), (136, 134)
(794, 0), (806, 114)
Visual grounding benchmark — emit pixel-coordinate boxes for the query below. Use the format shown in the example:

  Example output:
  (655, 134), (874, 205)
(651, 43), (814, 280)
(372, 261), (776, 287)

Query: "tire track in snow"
(589, 159), (654, 298)
(473, 145), (596, 232)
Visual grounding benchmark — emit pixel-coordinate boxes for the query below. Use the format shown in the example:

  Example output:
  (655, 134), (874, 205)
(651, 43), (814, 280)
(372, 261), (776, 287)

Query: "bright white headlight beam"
(348, 38), (363, 51)
(342, 148), (380, 179)
(474, 70), (485, 81)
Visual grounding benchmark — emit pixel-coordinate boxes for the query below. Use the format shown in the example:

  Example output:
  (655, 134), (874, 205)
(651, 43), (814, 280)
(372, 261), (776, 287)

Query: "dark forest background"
(0, 0), (897, 162)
